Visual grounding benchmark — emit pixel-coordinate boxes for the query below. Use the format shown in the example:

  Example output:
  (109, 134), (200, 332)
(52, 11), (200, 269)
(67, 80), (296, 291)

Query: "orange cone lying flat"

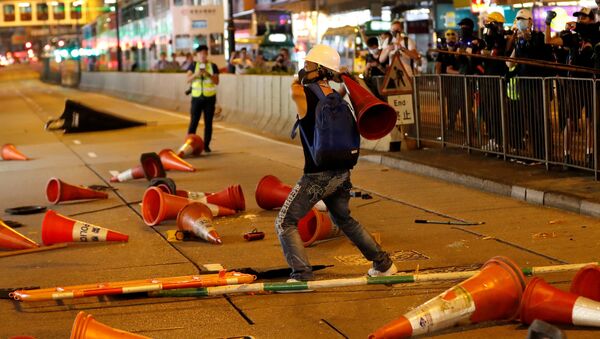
(369, 256), (526, 338)
(1, 144), (29, 161)
(182, 185), (245, 211)
(177, 134), (204, 158)
(570, 264), (600, 302)
(298, 208), (339, 247)
(255, 175), (292, 210)
(158, 149), (195, 172)
(521, 277), (600, 327)
(70, 311), (150, 339)
(177, 202), (222, 244)
(110, 152), (165, 182)
(42, 210), (129, 245)
(46, 178), (108, 204)
(0, 220), (39, 250)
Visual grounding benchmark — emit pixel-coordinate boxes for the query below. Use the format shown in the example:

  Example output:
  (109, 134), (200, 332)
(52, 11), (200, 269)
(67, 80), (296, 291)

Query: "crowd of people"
(228, 47), (295, 74)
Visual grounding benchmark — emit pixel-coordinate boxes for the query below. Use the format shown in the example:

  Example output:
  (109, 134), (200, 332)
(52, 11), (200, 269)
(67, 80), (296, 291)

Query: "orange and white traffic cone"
(70, 311), (150, 339)
(369, 256), (526, 338)
(0, 220), (39, 250)
(177, 134), (204, 158)
(42, 210), (129, 246)
(46, 178), (108, 204)
(298, 208), (339, 247)
(570, 264), (600, 302)
(521, 276), (600, 327)
(255, 175), (291, 210)
(158, 149), (195, 172)
(1, 144), (29, 161)
(181, 184), (245, 211)
(110, 152), (165, 182)
(177, 202), (222, 244)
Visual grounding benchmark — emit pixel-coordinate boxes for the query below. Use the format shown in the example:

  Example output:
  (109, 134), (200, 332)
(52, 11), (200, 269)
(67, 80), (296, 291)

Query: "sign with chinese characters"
(387, 94), (415, 125)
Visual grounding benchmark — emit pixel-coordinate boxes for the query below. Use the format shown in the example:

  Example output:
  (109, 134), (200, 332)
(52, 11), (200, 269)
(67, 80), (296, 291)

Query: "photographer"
(271, 53), (288, 73)
(186, 45), (219, 153)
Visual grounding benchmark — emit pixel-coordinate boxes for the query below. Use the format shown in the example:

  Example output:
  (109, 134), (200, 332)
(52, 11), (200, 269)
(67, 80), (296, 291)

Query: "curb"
(360, 154), (600, 218)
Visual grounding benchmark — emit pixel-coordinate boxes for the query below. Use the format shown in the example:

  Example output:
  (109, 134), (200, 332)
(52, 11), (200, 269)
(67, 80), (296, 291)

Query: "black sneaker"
(204, 146), (212, 153)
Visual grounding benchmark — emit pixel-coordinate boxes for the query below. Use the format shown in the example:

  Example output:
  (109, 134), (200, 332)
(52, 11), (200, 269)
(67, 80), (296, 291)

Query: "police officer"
(186, 45), (219, 153)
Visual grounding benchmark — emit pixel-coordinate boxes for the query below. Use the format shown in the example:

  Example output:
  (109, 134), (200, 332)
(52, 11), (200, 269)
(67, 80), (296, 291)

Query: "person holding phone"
(186, 45), (220, 153)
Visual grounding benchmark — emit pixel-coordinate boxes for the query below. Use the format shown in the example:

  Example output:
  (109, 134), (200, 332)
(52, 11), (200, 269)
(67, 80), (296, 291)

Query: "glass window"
(174, 0), (184, 6)
(71, 2), (81, 20)
(3, 5), (15, 22)
(53, 2), (65, 20)
(19, 3), (32, 21)
(209, 33), (224, 55)
(37, 3), (48, 20)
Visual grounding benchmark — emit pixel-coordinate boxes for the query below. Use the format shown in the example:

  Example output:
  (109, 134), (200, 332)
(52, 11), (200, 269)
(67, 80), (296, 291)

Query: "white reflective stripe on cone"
(572, 296), (600, 326)
(314, 200), (327, 211)
(178, 143), (193, 157)
(116, 169), (134, 182)
(191, 218), (213, 240)
(72, 221), (108, 242)
(187, 191), (208, 201)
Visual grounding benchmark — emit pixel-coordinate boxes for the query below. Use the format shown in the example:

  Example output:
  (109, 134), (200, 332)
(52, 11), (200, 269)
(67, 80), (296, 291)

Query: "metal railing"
(411, 74), (598, 177)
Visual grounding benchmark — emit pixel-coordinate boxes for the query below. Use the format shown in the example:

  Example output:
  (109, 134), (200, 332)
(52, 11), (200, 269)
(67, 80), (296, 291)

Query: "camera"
(199, 63), (206, 71)
(185, 87), (192, 95)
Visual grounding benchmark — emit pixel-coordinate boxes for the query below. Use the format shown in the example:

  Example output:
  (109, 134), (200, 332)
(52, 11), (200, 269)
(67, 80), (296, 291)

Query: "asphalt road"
(0, 65), (599, 338)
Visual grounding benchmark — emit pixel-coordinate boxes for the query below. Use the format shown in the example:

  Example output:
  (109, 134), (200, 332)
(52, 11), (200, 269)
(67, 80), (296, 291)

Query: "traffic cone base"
(46, 178), (108, 204)
(110, 166), (145, 182)
(298, 208), (339, 247)
(1, 144), (29, 161)
(520, 276), (600, 327)
(177, 134), (204, 158)
(255, 175), (292, 210)
(42, 210), (129, 245)
(570, 264), (600, 302)
(71, 311), (150, 339)
(159, 149), (195, 172)
(140, 152), (166, 180)
(369, 256), (525, 338)
(142, 187), (192, 226)
(0, 220), (39, 250)
(177, 203), (221, 244)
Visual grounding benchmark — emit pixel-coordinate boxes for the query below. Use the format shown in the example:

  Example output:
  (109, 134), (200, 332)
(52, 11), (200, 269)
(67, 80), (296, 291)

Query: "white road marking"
(87, 152), (97, 158)
(73, 140), (81, 145)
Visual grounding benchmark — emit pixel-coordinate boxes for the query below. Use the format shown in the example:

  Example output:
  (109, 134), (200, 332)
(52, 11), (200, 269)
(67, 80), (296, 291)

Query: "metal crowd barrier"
(411, 74), (598, 178)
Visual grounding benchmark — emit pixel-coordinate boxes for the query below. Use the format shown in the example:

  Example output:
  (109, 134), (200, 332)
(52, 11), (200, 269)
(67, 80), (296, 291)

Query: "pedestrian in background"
(153, 52), (169, 71)
(232, 48), (253, 74)
(180, 52), (194, 71)
(186, 45), (219, 153)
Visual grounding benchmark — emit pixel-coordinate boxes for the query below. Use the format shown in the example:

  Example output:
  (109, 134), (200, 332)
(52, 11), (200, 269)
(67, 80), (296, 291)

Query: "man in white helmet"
(276, 45), (397, 281)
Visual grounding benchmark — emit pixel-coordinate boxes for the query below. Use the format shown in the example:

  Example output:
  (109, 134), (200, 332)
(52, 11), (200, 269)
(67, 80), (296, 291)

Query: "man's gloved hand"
(545, 11), (557, 25)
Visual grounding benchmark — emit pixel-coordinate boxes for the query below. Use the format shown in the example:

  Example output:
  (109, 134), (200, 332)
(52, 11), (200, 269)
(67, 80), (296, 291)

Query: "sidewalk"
(362, 145), (600, 218)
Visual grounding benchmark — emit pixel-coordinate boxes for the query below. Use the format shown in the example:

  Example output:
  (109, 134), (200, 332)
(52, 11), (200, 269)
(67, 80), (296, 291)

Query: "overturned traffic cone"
(177, 134), (204, 158)
(110, 152), (165, 182)
(46, 178), (108, 204)
(520, 277), (600, 327)
(180, 185), (245, 211)
(298, 208), (339, 247)
(142, 187), (236, 226)
(149, 177), (177, 195)
(159, 149), (195, 172)
(71, 311), (150, 339)
(571, 264), (600, 302)
(177, 202), (222, 245)
(42, 210), (129, 245)
(0, 220), (39, 250)
(1, 144), (29, 161)
(255, 175), (292, 210)
(369, 256), (526, 338)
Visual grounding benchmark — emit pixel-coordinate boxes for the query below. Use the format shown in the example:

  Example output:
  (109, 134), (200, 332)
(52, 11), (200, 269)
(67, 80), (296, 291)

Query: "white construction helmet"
(305, 45), (340, 72)
(516, 9), (533, 20)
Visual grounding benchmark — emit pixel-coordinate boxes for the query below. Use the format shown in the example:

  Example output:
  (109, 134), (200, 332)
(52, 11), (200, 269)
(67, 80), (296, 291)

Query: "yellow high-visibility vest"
(191, 62), (216, 98)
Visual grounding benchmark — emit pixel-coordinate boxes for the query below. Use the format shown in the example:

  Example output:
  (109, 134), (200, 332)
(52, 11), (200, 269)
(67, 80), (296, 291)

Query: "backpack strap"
(306, 82), (327, 101)
(291, 117), (300, 139)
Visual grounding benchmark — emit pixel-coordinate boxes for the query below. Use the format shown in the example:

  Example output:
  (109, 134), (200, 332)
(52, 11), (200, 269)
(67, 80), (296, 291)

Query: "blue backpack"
(291, 83), (360, 168)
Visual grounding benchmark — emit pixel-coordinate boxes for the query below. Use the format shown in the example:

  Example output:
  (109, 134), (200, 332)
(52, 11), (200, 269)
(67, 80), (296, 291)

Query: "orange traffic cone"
(1, 144), (29, 161)
(110, 152), (165, 182)
(42, 210), (129, 246)
(571, 264), (600, 302)
(182, 185), (245, 211)
(0, 220), (39, 250)
(70, 311), (150, 339)
(177, 202), (222, 244)
(298, 208), (339, 247)
(158, 149), (195, 172)
(369, 256), (526, 338)
(204, 202), (236, 217)
(255, 175), (292, 210)
(342, 74), (397, 140)
(177, 134), (204, 158)
(46, 178), (108, 204)
(520, 277), (600, 327)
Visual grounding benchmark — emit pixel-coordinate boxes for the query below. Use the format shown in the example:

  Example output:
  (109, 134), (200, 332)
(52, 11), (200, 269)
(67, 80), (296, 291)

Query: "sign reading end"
(387, 94), (415, 125)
